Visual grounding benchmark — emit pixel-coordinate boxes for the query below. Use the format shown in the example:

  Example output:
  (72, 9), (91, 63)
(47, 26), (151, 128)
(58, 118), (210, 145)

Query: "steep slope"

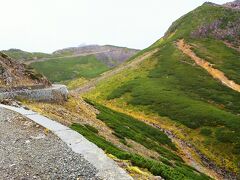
(177, 39), (240, 92)
(0, 52), (50, 89)
(82, 1), (240, 178)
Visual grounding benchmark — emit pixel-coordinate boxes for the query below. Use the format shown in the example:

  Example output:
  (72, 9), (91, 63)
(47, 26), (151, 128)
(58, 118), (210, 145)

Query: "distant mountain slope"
(53, 45), (140, 67)
(2, 45), (140, 67)
(31, 55), (110, 83)
(2, 45), (139, 83)
(0, 52), (50, 88)
(2, 49), (52, 61)
(83, 1), (240, 178)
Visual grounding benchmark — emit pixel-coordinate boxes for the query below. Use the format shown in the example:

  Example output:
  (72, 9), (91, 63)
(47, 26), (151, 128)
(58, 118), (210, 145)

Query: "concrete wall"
(0, 84), (68, 102)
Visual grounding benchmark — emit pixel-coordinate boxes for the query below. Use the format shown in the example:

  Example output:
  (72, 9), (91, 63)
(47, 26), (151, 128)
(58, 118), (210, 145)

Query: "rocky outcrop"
(95, 47), (139, 67)
(191, 18), (240, 47)
(0, 53), (68, 102)
(224, 0), (240, 9)
(0, 52), (51, 88)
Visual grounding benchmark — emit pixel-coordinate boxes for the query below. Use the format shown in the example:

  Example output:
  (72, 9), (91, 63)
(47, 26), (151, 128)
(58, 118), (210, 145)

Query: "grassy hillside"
(2, 49), (52, 61)
(2, 45), (139, 84)
(84, 2), (240, 177)
(24, 94), (209, 179)
(71, 101), (210, 180)
(30, 55), (110, 82)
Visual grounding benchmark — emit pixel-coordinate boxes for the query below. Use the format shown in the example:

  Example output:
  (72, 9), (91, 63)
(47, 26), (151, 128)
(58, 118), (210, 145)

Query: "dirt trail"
(177, 39), (240, 93)
(224, 41), (240, 52)
(74, 49), (159, 94)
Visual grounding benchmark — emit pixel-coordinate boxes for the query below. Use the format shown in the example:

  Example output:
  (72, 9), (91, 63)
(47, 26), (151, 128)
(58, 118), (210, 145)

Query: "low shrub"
(71, 123), (209, 179)
(84, 124), (99, 134)
(200, 128), (212, 136)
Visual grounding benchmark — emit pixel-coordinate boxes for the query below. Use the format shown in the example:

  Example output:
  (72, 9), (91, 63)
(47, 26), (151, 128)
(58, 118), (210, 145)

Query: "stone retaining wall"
(0, 84), (68, 102)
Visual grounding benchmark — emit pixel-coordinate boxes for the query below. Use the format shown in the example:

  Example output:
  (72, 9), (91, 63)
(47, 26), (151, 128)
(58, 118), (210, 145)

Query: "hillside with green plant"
(71, 101), (210, 180)
(25, 94), (210, 179)
(82, 2), (240, 178)
(4, 45), (139, 84)
(30, 55), (110, 82)
(2, 49), (53, 61)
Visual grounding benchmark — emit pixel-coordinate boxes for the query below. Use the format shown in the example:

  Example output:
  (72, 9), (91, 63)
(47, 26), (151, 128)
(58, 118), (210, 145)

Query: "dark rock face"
(0, 52), (51, 88)
(95, 47), (139, 67)
(53, 45), (105, 55)
(191, 18), (240, 47)
(224, 0), (240, 9)
(191, 1), (240, 46)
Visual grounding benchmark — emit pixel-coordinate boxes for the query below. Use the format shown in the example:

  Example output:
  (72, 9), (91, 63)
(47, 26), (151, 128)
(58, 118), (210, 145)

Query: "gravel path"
(0, 107), (98, 180)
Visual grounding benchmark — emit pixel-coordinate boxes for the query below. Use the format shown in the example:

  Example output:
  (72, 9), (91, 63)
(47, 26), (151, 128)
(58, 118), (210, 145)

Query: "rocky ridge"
(224, 0), (240, 9)
(191, 2), (240, 47)
(0, 52), (50, 88)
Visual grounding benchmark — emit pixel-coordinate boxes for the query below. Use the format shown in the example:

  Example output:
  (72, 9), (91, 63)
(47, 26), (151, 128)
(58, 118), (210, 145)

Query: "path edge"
(0, 104), (132, 180)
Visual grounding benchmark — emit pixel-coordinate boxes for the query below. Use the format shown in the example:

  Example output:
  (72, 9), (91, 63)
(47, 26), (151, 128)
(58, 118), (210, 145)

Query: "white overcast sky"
(0, 0), (230, 53)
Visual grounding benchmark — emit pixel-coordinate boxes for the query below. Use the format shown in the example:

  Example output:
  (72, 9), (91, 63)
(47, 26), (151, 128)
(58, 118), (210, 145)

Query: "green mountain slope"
(2, 49), (52, 61)
(52, 45), (139, 67)
(84, 2), (240, 178)
(2, 45), (139, 84)
(30, 55), (110, 82)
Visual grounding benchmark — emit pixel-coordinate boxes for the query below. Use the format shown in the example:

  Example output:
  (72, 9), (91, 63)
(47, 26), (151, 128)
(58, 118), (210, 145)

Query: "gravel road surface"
(0, 107), (99, 180)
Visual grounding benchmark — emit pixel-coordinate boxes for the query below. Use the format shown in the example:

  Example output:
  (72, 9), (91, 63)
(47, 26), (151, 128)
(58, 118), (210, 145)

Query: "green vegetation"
(2, 49), (52, 60)
(87, 100), (181, 161)
(105, 42), (240, 164)
(63, 78), (88, 90)
(31, 55), (110, 82)
(71, 104), (210, 179)
(192, 39), (240, 84)
(84, 124), (99, 134)
(215, 128), (238, 143)
(200, 128), (212, 136)
(165, 3), (240, 41)
(85, 3), (240, 174)
(107, 43), (240, 132)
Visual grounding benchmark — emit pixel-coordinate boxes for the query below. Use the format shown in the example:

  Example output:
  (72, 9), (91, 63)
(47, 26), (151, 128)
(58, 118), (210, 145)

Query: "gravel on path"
(0, 107), (99, 180)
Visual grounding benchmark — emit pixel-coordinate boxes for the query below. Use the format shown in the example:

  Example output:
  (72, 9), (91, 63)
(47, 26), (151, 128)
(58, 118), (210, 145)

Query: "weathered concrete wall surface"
(0, 84), (68, 102)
